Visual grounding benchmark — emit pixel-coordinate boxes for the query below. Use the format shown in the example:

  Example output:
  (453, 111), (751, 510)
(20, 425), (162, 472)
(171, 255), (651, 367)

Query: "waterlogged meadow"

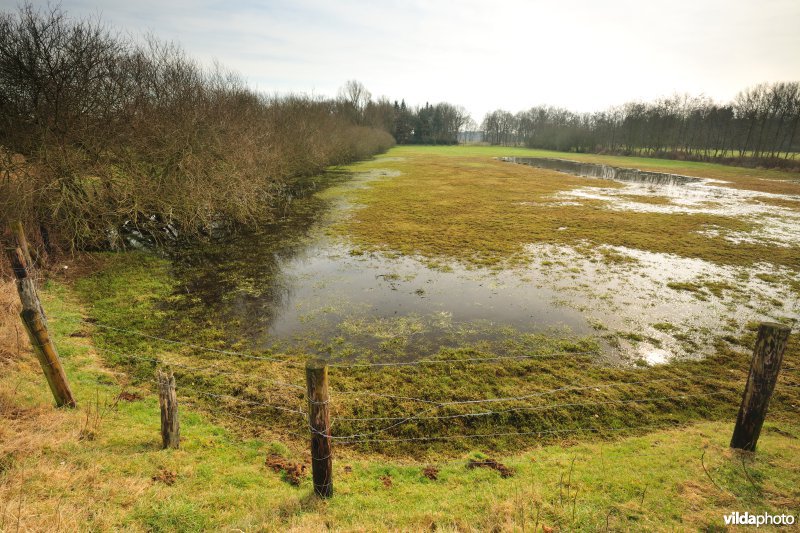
(136, 145), (800, 366)
(72, 145), (800, 455)
(8, 145), (800, 531)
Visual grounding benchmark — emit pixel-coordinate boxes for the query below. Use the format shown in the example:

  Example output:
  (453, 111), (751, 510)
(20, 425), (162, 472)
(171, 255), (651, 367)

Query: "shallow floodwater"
(165, 157), (799, 364)
(167, 173), (591, 360)
(507, 156), (800, 248)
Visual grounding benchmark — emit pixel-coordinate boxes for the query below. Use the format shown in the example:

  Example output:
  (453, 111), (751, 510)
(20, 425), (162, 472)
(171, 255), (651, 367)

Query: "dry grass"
(0, 280), (26, 366)
(0, 281), (103, 530)
(0, 280), (148, 531)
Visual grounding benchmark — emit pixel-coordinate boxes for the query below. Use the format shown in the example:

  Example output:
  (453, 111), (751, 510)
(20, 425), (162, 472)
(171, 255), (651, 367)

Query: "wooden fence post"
(157, 370), (180, 449)
(6, 246), (76, 408)
(11, 221), (34, 272)
(730, 322), (791, 451)
(306, 359), (332, 498)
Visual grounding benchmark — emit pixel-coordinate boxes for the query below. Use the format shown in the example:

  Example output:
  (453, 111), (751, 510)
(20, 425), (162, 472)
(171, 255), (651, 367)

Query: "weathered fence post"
(306, 359), (332, 498)
(11, 221), (35, 273)
(157, 370), (180, 449)
(730, 322), (791, 451)
(5, 246), (76, 408)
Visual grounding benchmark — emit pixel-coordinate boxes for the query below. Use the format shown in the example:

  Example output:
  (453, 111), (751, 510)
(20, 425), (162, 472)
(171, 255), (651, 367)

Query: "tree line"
(481, 83), (800, 167)
(335, 80), (473, 146)
(0, 4), (394, 255)
(391, 101), (473, 145)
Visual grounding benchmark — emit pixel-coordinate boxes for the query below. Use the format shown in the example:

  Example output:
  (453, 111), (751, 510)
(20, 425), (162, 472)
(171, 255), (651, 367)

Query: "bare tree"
(338, 79), (372, 124)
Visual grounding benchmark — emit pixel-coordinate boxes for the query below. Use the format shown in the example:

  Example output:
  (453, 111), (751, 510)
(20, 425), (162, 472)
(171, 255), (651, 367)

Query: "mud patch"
(152, 468), (177, 486)
(265, 454), (306, 486)
(422, 465), (439, 480)
(467, 458), (514, 478)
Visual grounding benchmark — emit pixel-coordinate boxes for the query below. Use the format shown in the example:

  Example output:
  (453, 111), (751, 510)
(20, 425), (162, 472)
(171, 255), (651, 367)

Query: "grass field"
(2, 146), (799, 530)
(1, 279), (798, 531)
(334, 146), (800, 270)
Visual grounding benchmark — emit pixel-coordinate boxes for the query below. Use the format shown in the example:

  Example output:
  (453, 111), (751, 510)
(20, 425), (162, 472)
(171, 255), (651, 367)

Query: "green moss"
(666, 281), (708, 300)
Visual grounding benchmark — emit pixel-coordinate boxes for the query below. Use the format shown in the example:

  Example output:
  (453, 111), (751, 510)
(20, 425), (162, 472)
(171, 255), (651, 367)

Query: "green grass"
(63, 251), (800, 461)
(336, 146), (800, 270)
(3, 145), (799, 529)
(1, 279), (798, 530)
(372, 146), (800, 194)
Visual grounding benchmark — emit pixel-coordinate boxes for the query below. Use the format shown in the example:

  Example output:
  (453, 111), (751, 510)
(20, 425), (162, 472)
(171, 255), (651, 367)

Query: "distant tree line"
(332, 80), (474, 145)
(482, 83), (800, 168)
(390, 100), (473, 145)
(0, 4), (394, 255)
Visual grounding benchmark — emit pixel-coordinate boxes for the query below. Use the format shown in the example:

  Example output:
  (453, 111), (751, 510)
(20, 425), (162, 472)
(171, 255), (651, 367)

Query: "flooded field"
(163, 148), (800, 365)
(167, 174), (593, 361)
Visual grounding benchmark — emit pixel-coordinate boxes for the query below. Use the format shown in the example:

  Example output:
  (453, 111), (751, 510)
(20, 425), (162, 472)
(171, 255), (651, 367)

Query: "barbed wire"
(97, 347), (305, 391)
(72, 360), (790, 449)
(321, 377), (726, 440)
(327, 350), (599, 368)
(333, 420), (687, 445)
(331, 390), (732, 423)
(331, 376), (702, 408)
(180, 393), (309, 441)
(80, 319), (300, 366)
(61, 317), (797, 450)
(191, 390), (306, 416)
(76, 370), (308, 419)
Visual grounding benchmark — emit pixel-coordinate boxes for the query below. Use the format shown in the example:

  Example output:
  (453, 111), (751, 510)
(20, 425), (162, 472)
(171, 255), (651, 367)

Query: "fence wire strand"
(332, 390), (732, 424)
(69, 319), (799, 451)
(81, 319), (300, 366)
(334, 420), (687, 445)
(328, 350), (599, 368)
(99, 348), (305, 391)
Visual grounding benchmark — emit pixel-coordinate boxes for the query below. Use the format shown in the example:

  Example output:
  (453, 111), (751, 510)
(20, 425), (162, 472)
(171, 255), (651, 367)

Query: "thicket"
(482, 84), (800, 169)
(0, 4), (394, 257)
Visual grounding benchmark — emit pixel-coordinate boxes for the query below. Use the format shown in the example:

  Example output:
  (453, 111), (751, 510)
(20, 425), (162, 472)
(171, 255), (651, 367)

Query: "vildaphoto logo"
(723, 512), (796, 527)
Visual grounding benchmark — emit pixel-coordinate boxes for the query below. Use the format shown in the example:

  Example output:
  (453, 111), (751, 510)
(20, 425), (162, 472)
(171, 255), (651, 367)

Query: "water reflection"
(166, 173), (590, 358)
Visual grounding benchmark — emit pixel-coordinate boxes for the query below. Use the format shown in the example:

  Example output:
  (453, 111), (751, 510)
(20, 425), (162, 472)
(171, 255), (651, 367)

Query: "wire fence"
(74, 317), (799, 455)
(9, 227), (796, 504)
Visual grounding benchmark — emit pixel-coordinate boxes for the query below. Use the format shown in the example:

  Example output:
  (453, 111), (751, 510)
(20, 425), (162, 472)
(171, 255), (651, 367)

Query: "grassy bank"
(58, 252), (797, 456)
(1, 279), (799, 531)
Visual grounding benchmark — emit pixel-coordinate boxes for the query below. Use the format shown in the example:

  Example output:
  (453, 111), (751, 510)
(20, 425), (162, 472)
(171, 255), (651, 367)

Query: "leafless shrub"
(0, 3), (395, 255)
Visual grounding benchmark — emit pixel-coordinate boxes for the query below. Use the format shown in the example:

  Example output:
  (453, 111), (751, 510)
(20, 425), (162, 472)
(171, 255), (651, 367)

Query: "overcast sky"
(5, 0), (800, 121)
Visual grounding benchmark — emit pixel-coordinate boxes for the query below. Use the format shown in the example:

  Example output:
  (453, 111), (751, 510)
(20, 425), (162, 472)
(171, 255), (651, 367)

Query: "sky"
(4, 0), (800, 122)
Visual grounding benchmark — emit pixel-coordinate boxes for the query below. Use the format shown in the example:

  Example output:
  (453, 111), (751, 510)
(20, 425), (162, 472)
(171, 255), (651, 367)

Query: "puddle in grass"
(165, 160), (799, 366)
(167, 169), (592, 362)
(522, 243), (799, 365)
(508, 156), (800, 248)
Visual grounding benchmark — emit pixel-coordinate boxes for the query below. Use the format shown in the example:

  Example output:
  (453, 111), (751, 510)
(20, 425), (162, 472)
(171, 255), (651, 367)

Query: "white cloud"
(6, 0), (800, 121)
